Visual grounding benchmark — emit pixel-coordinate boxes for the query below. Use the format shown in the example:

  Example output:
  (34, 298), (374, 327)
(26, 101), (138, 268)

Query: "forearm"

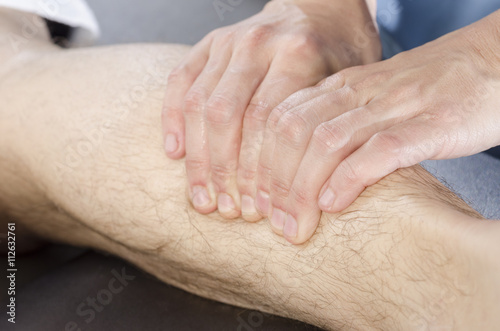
(1, 44), (499, 330)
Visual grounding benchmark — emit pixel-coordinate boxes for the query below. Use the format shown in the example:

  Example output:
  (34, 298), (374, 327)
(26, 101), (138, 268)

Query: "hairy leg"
(0, 10), (499, 331)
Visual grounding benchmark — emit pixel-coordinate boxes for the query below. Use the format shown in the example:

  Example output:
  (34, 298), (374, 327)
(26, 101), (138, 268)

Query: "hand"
(259, 10), (500, 244)
(161, 0), (381, 220)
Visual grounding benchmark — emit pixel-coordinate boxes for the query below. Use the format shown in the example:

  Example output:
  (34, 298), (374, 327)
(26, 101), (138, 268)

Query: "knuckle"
(202, 59), (223, 75)
(238, 166), (257, 182)
(243, 24), (273, 46)
(333, 67), (364, 92)
(266, 105), (286, 132)
(289, 186), (314, 207)
(239, 139), (261, 161)
(205, 95), (235, 125)
(287, 34), (321, 58)
(184, 89), (207, 115)
(326, 70), (347, 87)
(338, 160), (360, 184)
(211, 162), (235, 181)
(312, 123), (348, 155)
(284, 88), (314, 105)
(273, 99), (295, 115)
(275, 112), (308, 146)
(346, 70), (391, 95)
(161, 104), (180, 121)
(345, 80), (364, 95)
(212, 28), (234, 44)
(257, 161), (272, 181)
(208, 28), (222, 38)
(202, 29), (220, 43)
(370, 131), (404, 155)
(244, 100), (271, 125)
(226, 62), (249, 75)
(167, 65), (188, 84)
(185, 157), (209, 173)
(269, 177), (291, 198)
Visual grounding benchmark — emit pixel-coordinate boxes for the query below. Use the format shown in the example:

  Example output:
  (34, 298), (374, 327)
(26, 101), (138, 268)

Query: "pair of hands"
(162, 0), (500, 244)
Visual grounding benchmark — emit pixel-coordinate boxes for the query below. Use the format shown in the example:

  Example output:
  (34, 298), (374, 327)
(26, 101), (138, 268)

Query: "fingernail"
(319, 188), (335, 210)
(165, 133), (178, 153)
(270, 208), (286, 231)
(218, 193), (236, 214)
(256, 190), (270, 215)
(241, 195), (257, 216)
(283, 214), (298, 239)
(192, 186), (210, 208)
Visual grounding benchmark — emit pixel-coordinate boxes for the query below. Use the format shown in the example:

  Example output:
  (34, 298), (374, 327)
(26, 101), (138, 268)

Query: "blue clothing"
(376, 0), (500, 53)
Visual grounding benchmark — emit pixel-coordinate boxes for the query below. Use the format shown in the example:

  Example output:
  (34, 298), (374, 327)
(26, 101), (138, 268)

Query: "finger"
(238, 65), (336, 222)
(252, 59), (340, 219)
(205, 49), (269, 219)
(266, 87), (360, 235)
(183, 39), (233, 214)
(162, 35), (213, 159)
(255, 118), (276, 218)
(278, 104), (390, 243)
(321, 115), (446, 213)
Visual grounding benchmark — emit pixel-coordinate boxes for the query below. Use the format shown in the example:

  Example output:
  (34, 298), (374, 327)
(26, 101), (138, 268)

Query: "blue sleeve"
(377, 0), (500, 52)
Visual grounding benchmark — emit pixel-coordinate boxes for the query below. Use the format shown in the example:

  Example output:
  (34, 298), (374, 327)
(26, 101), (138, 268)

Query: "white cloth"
(0, 0), (99, 45)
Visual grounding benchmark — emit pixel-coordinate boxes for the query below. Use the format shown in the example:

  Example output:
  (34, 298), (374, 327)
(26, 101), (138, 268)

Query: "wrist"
(464, 10), (500, 76)
(288, 0), (382, 67)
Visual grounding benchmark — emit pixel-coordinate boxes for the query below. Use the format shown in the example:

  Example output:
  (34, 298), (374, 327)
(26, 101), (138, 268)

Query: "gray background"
(86, 0), (269, 46)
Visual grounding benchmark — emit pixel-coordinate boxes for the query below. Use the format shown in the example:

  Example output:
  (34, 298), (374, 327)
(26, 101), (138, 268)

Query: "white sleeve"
(0, 0), (100, 46)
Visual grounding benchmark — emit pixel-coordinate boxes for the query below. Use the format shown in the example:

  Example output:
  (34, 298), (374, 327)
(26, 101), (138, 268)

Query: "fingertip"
(283, 214), (298, 243)
(329, 190), (358, 213)
(255, 190), (271, 217)
(164, 132), (186, 159)
(162, 103), (186, 158)
(190, 185), (217, 214)
(164, 132), (178, 153)
(270, 207), (286, 233)
(318, 187), (336, 211)
(284, 235), (307, 246)
(242, 213), (263, 222)
(241, 195), (262, 222)
(284, 209), (322, 245)
(217, 193), (241, 219)
(326, 173), (370, 213)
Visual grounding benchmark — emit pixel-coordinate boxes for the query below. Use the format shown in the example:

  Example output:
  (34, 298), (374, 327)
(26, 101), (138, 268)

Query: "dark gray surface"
(486, 146), (500, 159)
(86, 0), (269, 46)
(0, 244), (85, 303)
(422, 154), (500, 219)
(3, 252), (321, 331)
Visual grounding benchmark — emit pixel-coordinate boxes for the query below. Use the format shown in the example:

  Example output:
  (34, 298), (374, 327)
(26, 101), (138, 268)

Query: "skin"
(161, 0), (381, 221)
(1, 9), (500, 330)
(260, 9), (500, 244)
